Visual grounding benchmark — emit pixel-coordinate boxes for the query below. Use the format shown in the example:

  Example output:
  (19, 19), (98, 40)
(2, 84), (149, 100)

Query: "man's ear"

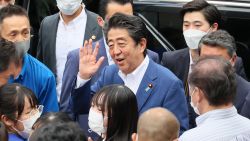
(197, 88), (204, 103)
(211, 23), (219, 31)
(131, 133), (137, 141)
(1, 115), (14, 127)
(97, 16), (105, 27)
(138, 38), (147, 53)
(230, 53), (237, 67)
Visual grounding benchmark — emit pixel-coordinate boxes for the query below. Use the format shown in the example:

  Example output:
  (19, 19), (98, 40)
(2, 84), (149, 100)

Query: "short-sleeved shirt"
(9, 54), (59, 113)
(8, 133), (25, 141)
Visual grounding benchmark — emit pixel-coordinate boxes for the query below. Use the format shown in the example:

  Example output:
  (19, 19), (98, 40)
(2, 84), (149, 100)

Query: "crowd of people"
(0, 0), (250, 141)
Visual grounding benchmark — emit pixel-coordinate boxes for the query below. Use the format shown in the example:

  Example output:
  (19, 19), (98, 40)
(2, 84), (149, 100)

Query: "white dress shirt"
(56, 5), (87, 101)
(179, 106), (250, 141)
(118, 55), (149, 94)
(189, 50), (194, 74)
(76, 55), (150, 95)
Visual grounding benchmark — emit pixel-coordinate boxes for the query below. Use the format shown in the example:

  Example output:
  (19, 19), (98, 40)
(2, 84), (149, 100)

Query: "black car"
(132, 0), (250, 80)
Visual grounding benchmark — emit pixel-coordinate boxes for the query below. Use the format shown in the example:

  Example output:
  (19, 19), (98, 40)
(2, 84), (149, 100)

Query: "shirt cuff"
(75, 72), (90, 89)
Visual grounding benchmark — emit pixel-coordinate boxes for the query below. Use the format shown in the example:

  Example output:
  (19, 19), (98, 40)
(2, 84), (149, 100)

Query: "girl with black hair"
(88, 84), (138, 141)
(0, 83), (43, 141)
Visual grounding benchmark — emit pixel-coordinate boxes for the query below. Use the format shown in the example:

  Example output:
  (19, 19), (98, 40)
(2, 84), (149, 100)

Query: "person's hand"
(79, 39), (104, 79)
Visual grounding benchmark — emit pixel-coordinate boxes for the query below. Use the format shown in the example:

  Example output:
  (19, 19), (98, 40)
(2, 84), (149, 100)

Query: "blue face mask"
(56, 0), (82, 15)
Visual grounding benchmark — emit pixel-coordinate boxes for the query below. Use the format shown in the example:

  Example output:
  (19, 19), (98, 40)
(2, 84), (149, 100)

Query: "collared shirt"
(118, 55), (149, 94)
(76, 56), (150, 95)
(189, 50), (194, 74)
(179, 106), (250, 141)
(9, 54), (59, 113)
(8, 133), (25, 141)
(56, 5), (87, 101)
(103, 33), (114, 65)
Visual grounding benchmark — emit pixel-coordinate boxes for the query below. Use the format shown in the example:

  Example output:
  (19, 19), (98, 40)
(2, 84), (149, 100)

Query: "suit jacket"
(161, 48), (247, 87)
(60, 38), (160, 113)
(241, 91), (250, 119)
(36, 9), (102, 75)
(236, 75), (250, 118)
(70, 59), (189, 134)
(161, 48), (249, 128)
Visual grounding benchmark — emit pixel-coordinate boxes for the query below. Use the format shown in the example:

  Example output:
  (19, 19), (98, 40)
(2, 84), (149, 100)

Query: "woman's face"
(13, 96), (37, 131)
(91, 105), (108, 127)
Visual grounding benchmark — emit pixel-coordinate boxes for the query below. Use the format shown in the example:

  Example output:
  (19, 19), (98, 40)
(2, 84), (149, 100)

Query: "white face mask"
(13, 105), (43, 139)
(14, 39), (30, 58)
(190, 88), (200, 115)
(183, 29), (209, 49)
(56, 0), (82, 15)
(88, 108), (107, 136)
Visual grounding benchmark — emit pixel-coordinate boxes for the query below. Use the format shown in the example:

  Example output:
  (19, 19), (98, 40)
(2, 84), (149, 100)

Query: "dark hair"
(0, 4), (28, 27)
(29, 122), (87, 141)
(0, 121), (8, 141)
(33, 112), (73, 129)
(198, 30), (236, 57)
(0, 39), (18, 73)
(104, 13), (147, 56)
(99, 0), (133, 19)
(188, 56), (236, 106)
(91, 84), (138, 141)
(0, 83), (38, 121)
(181, 0), (221, 27)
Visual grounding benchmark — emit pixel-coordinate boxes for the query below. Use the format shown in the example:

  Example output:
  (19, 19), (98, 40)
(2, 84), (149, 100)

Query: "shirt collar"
(59, 4), (86, 25)
(189, 50), (194, 66)
(13, 54), (28, 81)
(118, 55), (150, 79)
(196, 106), (237, 126)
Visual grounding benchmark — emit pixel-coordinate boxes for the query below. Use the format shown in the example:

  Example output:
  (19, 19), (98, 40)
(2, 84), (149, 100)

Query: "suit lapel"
(182, 48), (190, 83)
(136, 60), (157, 112)
(181, 49), (190, 96)
(83, 10), (100, 42)
(50, 14), (60, 73)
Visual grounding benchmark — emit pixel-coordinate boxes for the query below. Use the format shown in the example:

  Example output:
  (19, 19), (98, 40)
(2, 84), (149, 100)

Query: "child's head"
(0, 83), (41, 139)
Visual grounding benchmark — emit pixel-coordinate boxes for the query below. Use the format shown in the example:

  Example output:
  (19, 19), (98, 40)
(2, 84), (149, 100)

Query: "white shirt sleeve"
(75, 72), (91, 89)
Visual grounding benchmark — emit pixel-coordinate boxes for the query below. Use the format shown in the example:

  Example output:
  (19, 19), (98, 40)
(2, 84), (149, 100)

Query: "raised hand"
(79, 39), (104, 79)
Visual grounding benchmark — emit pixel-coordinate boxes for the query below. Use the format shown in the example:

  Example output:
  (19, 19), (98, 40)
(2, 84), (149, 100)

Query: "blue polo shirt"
(8, 133), (26, 141)
(9, 54), (59, 113)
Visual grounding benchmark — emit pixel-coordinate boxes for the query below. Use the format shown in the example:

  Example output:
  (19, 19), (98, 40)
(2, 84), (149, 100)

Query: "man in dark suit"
(198, 30), (250, 119)
(36, 0), (102, 101)
(71, 13), (188, 134)
(161, 0), (247, 128)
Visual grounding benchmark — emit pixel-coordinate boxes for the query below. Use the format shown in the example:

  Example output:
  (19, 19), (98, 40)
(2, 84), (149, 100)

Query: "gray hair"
(198, 30), (236, 57)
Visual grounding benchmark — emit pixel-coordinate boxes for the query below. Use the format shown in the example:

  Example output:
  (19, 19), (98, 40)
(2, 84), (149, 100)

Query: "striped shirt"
(179, 106), (250, 141)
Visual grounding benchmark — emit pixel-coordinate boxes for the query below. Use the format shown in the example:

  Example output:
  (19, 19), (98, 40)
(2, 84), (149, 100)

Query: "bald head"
(137, 108), (180, 141)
